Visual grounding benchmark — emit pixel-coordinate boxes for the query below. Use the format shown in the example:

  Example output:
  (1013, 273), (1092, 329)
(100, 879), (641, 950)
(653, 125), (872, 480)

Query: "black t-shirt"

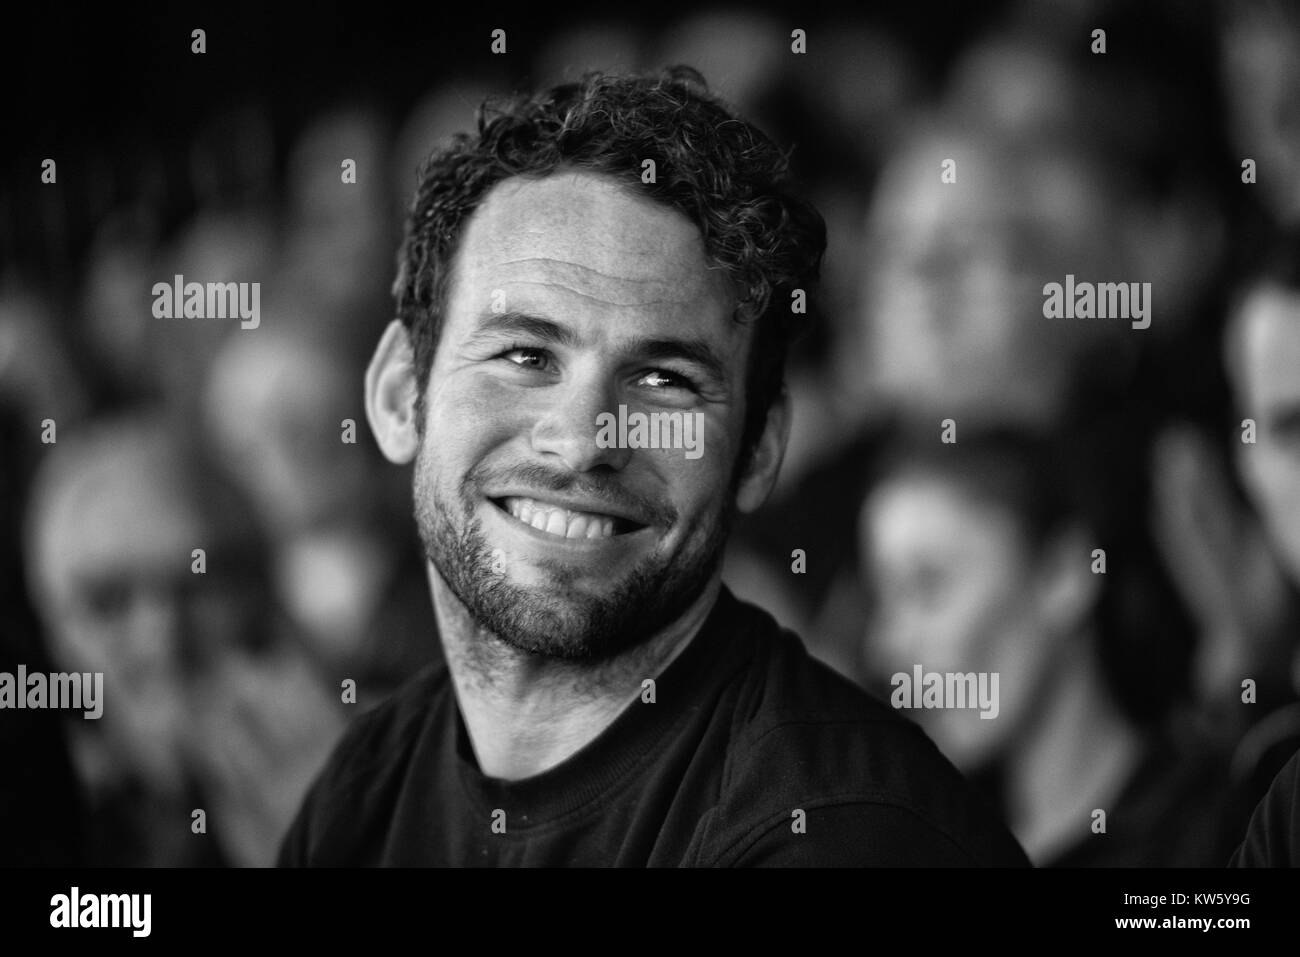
(1231, 746), (1300, 867)
(278, 587), (1029, 866)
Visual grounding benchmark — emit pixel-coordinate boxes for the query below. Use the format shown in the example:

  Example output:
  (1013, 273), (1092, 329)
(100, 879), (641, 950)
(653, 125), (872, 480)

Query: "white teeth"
(501, 496), (621, 540)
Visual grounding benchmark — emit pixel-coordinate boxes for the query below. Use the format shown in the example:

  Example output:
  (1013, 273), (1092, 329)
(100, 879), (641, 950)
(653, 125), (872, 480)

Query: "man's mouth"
(491, 496), (648, 540)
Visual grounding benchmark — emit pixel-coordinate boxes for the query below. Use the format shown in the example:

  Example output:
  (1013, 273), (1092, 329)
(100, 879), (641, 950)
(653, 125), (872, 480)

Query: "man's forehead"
(453, 171), (730, 308)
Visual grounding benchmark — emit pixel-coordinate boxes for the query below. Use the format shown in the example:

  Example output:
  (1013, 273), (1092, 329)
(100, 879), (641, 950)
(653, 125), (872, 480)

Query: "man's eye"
(639, 369), (697, 391)
(502, 347), (550, 369)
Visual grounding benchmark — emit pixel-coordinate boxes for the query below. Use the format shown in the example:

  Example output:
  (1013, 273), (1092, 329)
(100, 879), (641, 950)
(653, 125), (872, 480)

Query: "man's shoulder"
(703, 596), (1028, 866)
(278, 661), (450, 865)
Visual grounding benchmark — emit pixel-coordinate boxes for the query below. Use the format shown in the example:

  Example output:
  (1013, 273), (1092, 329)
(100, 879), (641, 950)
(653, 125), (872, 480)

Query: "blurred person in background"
(24, 414), (244, 865)
(730, 15), (1235, 706)
(77, 209), (167, 402)
(1225, 238), (1300, 682)
(1225, 234), (1300, 865)
(78, 205), (277, 417)
(851, 125), (1145, 433)
(1220, 0), (1300, 233)
(0, 278), (91, 442)
(23, 412), (346, 866)
(858, 422), (1237, 866)
(278, 107), (396, 356)
(727, 125), (1153, 679)
(201, 324), (440, 705)
(1148, 234), (1300, 767)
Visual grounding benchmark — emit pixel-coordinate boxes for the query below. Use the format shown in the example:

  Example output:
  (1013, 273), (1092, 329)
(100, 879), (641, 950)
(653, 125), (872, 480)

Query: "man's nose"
(529, 372), (632, 473)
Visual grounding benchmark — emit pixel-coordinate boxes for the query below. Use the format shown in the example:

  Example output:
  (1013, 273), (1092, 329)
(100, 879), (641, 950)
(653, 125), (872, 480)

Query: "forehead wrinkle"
(497, 257), (681, 286)
(500, 279), (688, 310)
(485, 256), (717, 310)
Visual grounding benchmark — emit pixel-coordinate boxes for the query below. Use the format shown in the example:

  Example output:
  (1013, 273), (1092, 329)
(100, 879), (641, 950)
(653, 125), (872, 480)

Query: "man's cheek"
(432, 376), (532, 441)
(670, 417), (730, 477)
(657, 457), (722, 527)
(427, 387), (516, 462)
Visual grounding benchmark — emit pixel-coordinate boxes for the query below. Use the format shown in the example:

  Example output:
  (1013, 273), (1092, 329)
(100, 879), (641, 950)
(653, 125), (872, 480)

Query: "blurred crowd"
(5, 0), (1300, 866)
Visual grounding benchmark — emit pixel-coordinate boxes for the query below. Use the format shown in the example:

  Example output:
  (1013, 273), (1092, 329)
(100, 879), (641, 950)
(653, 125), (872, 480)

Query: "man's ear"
(365, 320), (421, 465)
(735, 389), (790, 514)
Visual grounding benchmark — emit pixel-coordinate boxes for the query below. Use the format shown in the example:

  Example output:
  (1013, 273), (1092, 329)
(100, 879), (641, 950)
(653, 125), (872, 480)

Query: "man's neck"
(429, 568), (723, 781)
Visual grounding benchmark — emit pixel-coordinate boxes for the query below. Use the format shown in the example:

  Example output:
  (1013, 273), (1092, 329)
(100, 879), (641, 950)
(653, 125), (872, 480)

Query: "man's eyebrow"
(621, 336), (730, 385)
(472, 311), (581, 348)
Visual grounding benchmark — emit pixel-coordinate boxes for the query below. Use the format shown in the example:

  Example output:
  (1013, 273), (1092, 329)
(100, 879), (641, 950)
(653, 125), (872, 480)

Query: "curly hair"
(392, 66), (826, 462)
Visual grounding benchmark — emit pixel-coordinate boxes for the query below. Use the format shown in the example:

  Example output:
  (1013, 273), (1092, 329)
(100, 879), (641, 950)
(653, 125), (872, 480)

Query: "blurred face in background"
(861, 474), (1064, 771)
(855, 136), (1116, 425)
(1222, 8), (1300, 225)
(28, 430), (255, 792)
(204, 330), (375, 538)
(1234, 285), (1300, 587)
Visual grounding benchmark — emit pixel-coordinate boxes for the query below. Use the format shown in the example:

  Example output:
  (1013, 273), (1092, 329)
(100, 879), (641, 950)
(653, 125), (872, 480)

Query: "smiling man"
(278, 68), (1028, 867)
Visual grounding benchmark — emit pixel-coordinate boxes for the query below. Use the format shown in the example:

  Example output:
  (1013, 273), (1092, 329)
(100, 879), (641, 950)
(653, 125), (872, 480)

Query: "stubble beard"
(413, 447), (734, 664)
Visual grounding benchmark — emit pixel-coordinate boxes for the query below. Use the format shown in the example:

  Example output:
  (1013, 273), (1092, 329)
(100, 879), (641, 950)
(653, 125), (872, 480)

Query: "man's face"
(1236, 286), (1300, 586)
(412, 170), (749, 660)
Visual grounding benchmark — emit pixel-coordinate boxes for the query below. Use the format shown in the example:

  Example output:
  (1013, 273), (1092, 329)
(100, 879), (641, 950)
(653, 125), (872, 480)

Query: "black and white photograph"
(2, 0), (1297, 939)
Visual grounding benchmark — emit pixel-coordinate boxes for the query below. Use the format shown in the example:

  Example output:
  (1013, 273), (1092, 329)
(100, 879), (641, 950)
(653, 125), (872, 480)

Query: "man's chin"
(490, 556), (642, 597)
(456, 578), (654, 661)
